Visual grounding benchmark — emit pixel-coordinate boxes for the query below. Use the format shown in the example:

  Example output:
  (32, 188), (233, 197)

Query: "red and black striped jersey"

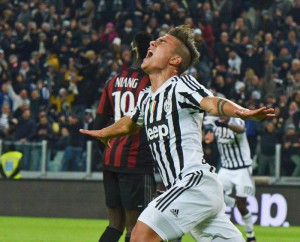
(97, 67), (154, 174)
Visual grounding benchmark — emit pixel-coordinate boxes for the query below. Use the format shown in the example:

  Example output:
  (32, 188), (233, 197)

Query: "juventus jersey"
(212, 118), (252, 169)
(97, 67), (154, 174)
(131, 75), (215, 189)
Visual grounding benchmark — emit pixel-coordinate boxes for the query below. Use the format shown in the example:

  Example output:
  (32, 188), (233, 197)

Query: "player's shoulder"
(176, 75), (205, 89)
(175, 75), (212, 96)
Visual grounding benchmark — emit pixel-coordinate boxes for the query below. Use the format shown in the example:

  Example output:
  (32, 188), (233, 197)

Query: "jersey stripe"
(171, 84), (184, 174)
(155, 171), (203, 211)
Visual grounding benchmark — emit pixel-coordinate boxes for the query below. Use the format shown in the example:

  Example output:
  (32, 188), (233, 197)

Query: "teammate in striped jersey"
(93, 32), (155, 242)
(205, 116), (256, 242)
(81, 25), (275, 242)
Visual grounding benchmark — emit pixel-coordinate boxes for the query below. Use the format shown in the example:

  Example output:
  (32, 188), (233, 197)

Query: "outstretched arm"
(200, 97), (275, 121)
(80, 116), (142, 147)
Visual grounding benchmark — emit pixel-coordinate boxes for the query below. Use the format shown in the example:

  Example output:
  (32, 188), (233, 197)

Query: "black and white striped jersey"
(212, 118), (252, 169)
(131, 75), (215, 189)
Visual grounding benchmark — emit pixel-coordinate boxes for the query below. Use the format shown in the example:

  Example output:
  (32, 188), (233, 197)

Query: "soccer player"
(80, 25), (275, 242)
(94, 32), (156, 242)
(205, 116), (257, 242)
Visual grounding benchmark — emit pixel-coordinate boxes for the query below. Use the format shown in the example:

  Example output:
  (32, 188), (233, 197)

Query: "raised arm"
(80, 116), (142, 147)
(200, 96), (275, 121)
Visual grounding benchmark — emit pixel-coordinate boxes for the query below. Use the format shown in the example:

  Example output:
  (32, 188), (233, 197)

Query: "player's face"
(142, 34), (178, 73)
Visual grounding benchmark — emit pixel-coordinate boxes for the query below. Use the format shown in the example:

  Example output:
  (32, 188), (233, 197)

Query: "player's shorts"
(103, 170), (155, 211)
(218, 167), (255, 198)
(138, 170), (244, 241)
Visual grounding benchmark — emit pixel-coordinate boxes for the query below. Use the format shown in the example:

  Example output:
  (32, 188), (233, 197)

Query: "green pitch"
(0, 216), (300, 242)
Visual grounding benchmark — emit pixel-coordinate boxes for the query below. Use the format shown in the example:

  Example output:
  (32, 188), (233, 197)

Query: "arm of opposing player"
(199, 96), (275, 121)
(80, 116), (142, 147)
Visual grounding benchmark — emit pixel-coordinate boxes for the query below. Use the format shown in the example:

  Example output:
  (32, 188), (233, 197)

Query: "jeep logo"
(146, 120), (169, 143)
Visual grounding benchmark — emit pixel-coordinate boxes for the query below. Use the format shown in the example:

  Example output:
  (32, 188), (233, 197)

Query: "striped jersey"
(97, 67), (154, 174)
(212, 117), (252, 169)
(131, 75), (215, 189)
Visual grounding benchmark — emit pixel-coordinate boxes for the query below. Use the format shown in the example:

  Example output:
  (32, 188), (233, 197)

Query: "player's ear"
(169, 55), (182, 66)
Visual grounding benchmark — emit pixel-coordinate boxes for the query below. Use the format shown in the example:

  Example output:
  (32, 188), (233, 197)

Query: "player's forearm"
(80, 116), (141, 142)
(100, 116), (141, 139)
(201, 97), (248, 118)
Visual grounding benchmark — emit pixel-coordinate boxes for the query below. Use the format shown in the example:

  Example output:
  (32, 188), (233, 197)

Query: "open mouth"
(146, 50), (153, 58)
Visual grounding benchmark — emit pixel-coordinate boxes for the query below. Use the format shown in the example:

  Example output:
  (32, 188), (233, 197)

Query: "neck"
(149, 69), (178, 93)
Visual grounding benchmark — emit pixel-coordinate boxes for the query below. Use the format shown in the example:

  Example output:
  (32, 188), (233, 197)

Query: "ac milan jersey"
(97, 67), (154, 174)
(131, 75), (216, 189)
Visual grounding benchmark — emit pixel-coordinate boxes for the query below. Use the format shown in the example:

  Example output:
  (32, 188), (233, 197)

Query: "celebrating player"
(81, 25), (275, 242)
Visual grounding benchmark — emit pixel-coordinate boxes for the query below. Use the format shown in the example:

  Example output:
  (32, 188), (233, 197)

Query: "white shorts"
(138, 170), (243, 241)
(218, 167), (255, 198)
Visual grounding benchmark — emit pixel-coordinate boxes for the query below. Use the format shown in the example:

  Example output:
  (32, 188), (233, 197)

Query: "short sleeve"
(97, 82), (113, 116)
(177, 75), (213, 110)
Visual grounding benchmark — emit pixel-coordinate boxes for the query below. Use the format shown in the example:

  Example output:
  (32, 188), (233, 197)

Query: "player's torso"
(141, 77), (213, 187)
(103, 68), (154, 173)
(214, 126), (252, 169)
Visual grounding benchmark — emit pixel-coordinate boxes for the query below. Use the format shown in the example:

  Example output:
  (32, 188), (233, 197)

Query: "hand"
(235, 107), (275, 121)
(79, 129), (111, 148)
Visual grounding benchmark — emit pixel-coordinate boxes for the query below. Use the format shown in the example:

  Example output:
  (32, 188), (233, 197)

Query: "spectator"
(62, 114), (84, 171)
(257, 121), (280, 176)
(0, 83), (13, 112)
(215, 31), (232, 66)
(11, 108), (36, 170)
(29, 88), (44, 122)
(118, 18), (137, 46)
(281, 124), (300, 176)
(14, 72), (29, 92)
(78, 0), (95, 25)
(100, 22), (119, 49)
(241, 44), (264, 77)
(7, 83), (30, 112)
(50, 87), (74, 115)
(88, 31), (105, 54)
(33, 114), (54, 142)
(0, 102), (13, 139)
(193, 28), (211, 85)
(49, 126), (70, 171)
(228, 50), (242, 75)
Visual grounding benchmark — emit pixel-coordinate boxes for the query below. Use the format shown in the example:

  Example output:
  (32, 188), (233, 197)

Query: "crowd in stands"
(0, 0), (299, 176)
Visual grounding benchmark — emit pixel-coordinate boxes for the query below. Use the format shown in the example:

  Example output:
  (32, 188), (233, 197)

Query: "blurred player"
(94, 32), (155, 242)
(81, 25), (274, 242)
(205, 116), (257, 242)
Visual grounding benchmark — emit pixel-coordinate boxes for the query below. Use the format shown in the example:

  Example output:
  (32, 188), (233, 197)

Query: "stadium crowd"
(0, 0), (299, 176)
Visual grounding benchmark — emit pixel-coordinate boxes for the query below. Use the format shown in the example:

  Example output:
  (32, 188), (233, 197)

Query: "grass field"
(1, 216), (300, 242)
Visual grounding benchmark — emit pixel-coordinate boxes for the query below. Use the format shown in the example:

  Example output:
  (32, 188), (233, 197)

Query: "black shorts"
(103, 170), (156, 211)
